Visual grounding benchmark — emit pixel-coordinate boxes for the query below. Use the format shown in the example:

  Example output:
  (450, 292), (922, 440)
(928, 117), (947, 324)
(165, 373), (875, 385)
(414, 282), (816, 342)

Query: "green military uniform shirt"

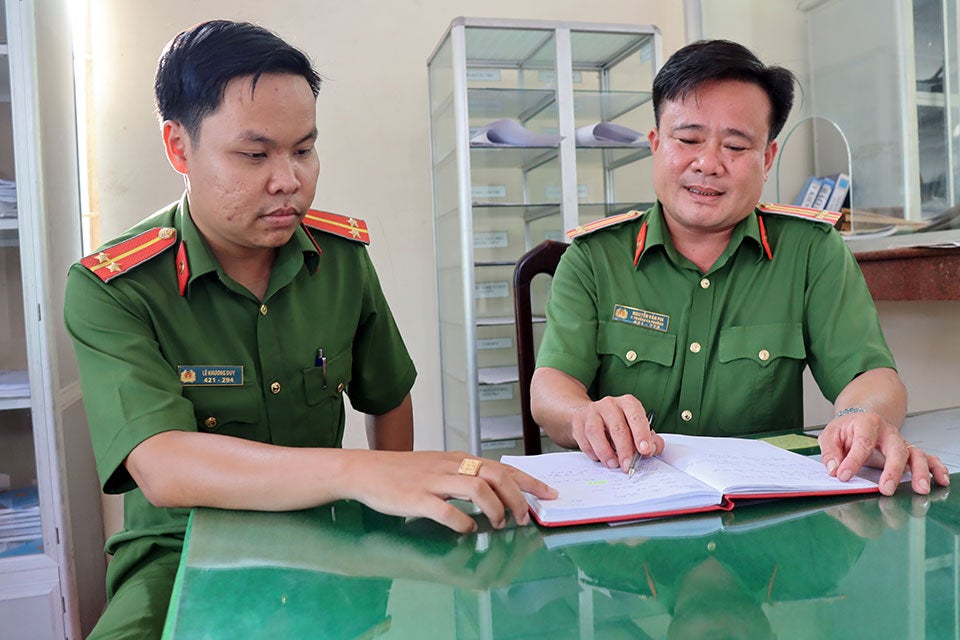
(64, 194), (416, 569)
(536, 202), (895, 435)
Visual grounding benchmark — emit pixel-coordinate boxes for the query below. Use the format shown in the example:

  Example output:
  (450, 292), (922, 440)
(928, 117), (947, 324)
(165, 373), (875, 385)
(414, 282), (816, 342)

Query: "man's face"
(648, 79), (777, 237)
(171, 72), (320, 255)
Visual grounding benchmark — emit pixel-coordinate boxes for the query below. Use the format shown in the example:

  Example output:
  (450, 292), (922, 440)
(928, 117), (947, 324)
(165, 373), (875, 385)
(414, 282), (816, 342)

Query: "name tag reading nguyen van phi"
(178, 366), (244, 386)
(612, 304), (670, 332)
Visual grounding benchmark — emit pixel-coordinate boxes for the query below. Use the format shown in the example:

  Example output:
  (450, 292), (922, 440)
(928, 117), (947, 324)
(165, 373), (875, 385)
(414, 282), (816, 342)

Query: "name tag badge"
(612, 304), (670, 332)
(178, 365), (243, 386)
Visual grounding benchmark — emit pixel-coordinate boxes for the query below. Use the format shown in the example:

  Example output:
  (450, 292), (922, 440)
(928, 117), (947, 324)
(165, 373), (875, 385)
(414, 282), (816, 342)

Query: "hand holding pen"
(567, 395), (664, 473)
(628, 410), (656, 478)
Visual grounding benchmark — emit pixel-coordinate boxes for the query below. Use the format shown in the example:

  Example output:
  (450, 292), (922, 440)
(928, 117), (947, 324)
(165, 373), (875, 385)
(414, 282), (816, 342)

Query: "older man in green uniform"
(530, 39), (949, 498)
(65, 20), (554, 640)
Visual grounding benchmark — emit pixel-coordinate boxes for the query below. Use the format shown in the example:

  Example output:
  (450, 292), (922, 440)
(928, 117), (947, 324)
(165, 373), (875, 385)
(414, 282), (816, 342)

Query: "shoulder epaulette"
(79, 227), (177, 283)
(303, 210), (370, 245)
(757, 202), (842, 227)
(566, 210), (643, 240)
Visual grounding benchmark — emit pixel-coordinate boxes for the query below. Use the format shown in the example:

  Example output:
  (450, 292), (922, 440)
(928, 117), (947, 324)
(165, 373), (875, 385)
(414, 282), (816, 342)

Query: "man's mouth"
(686, 186), (723, 197)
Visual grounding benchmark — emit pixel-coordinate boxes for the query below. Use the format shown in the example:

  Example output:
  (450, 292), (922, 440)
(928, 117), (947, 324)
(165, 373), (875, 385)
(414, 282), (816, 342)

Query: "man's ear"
(162, 120), (190, 175)
(763, 139), (778, 180)
(648, 127), (660, 153)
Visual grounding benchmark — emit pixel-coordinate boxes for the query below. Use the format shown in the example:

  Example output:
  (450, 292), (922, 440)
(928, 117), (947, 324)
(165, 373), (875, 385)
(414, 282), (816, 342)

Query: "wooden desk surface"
(163, 408), (960, 639)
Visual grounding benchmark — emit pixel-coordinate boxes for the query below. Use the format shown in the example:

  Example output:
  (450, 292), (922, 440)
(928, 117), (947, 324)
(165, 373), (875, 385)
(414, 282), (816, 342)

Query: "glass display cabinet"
(804, 0), (960, 225)
(428, 18), (661, 456)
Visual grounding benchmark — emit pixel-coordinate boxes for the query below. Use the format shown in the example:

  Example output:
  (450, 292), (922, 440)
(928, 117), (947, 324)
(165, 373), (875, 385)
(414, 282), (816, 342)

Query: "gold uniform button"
(690, 342), (701, 353)
(706, 540), (717, 552)
(260, 304), (268, 316)
(204, 416), (217, 429)
(270, 381), (281, 394)
(681, 410), (693, 422)
(336, 382), (345, 394)
(758, 349), (770, 361)
(625, 350), (638, 362)
(700, 277), (711, 289)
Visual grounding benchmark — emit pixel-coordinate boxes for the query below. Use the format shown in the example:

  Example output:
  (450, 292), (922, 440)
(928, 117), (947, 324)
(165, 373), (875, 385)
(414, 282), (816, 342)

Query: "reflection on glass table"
(164, 477), (958, 639)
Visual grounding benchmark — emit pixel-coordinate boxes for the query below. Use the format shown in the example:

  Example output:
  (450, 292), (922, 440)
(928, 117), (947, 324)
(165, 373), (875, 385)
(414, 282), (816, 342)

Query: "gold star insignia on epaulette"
(566, 210), (644, 240)
(302, 210), (371, 244)
(756, 202), (842, 227)
(80, 226), (178, 283)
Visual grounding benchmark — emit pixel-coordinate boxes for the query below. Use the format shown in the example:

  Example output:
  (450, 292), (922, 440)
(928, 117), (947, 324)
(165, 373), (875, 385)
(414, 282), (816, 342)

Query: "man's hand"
(819, 409), (950, 496)
(531, 367), (663, 471)
(570, 395), (664, 472)
(343, 450), (558, 533)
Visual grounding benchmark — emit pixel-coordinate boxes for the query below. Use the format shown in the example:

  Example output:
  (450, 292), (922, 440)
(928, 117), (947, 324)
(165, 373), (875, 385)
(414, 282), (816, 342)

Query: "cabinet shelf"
(479, 414), (524, 442)
(478, 365), (519, 385)
(473, 202), (561, 221)
(577, 145), (652, 170)
(0, 396), (30, 410)
(0, 370), (29, 410)
(476, 315), (545, 327)
(468, 87), (556, 121)
(573, 90), (653, 122)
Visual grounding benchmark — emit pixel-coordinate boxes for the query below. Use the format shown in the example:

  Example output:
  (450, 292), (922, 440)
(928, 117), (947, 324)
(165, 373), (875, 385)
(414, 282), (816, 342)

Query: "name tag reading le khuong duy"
(178, 365), (244, 386)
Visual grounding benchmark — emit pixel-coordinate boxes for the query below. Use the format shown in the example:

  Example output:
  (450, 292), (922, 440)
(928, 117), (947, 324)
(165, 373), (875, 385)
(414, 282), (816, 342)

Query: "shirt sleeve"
(345, 248), (417, 415)
(63, 265), (197, 494)
(535, 239), (604, 389)
(802, 228), (897, 401)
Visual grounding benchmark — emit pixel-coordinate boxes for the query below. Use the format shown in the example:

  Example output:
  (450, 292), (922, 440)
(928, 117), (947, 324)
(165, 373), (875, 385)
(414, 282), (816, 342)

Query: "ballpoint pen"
(628, 410), (656, 478)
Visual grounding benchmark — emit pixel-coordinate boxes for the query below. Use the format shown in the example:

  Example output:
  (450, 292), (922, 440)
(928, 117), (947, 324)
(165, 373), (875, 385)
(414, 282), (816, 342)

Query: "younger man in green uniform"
(530, 39), (949, 497)
(64, 20), (554, 639)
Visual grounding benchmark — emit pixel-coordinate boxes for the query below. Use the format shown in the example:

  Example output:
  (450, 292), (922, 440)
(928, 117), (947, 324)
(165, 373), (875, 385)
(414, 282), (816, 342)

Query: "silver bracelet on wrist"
(833, 407), (867, 420)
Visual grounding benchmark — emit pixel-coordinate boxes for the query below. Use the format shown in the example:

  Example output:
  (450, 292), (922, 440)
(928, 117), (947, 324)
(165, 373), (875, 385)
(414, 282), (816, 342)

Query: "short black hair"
(155, 20), (321, 140)
(652, 39), (796, 142)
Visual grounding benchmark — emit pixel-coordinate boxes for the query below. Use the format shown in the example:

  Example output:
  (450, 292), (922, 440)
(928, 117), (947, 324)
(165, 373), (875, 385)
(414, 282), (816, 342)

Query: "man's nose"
(268, 158), (301, 194)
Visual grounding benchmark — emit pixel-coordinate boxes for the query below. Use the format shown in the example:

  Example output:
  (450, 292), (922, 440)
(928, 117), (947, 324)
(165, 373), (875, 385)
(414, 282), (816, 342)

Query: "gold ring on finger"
(458, 458), (482, 476)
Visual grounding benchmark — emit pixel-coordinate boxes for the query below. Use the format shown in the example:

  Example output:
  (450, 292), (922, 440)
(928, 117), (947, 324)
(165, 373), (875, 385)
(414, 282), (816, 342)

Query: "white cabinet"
(0, 0), (105, 637)
(428, 18), (661, 456)
(804, 0), (960, 222)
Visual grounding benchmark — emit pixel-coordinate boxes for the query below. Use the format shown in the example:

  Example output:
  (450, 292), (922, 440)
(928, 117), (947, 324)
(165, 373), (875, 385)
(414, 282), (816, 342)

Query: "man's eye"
(677, 138), (698, 145)
(295, 148), (313, 157)
(725, 145), (746, 152)
(243, 152), (267, 159)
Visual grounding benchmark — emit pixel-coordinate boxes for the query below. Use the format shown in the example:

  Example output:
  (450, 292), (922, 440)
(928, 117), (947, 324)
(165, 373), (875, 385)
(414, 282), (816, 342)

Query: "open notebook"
(502, 433), (878, 527)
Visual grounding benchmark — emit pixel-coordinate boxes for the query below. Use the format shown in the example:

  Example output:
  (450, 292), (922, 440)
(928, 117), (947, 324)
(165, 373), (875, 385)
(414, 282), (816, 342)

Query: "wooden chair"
(513, 240), (568, 455)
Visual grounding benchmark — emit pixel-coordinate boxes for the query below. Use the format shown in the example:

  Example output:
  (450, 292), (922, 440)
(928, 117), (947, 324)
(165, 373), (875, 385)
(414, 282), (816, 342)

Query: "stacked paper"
(0, 178), (16, 218)
(0, 370), (29, 398)
(0, 485), (43, 558)
(575, 122), (648, 147)
(470, 119), (563, 147)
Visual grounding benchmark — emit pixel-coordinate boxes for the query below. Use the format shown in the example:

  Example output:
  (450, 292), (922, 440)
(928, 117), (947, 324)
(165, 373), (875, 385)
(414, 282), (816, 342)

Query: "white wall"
(86, 1), (687, 450)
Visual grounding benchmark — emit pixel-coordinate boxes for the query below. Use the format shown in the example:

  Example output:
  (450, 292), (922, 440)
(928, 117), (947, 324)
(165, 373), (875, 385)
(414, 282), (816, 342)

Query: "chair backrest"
(513, 239), (568, 455)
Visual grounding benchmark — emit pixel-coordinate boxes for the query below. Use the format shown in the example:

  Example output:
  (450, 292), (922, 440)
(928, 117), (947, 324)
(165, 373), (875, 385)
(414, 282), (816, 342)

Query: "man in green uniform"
(530, 39), (949, 497)
(64, 20), (555, 639)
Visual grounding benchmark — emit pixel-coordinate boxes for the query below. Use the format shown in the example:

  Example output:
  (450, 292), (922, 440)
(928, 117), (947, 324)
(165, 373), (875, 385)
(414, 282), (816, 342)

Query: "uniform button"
(681, 410), (693, 422)
(260, 304), (268, 316)
(706, 540), (716, 552)
(689, 342), (701, 353)
(270, 381), (281, 394)
(700, 278), (710, 289)
(336, 382), (345, 394)
(204, 416), (217, 429)
(625, 350), (638, 362)
(758, 349), (770, 361)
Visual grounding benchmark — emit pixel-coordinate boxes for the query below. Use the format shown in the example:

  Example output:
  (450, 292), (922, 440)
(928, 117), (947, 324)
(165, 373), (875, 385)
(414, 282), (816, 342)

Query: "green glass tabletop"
(163, 478), (959, 640)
